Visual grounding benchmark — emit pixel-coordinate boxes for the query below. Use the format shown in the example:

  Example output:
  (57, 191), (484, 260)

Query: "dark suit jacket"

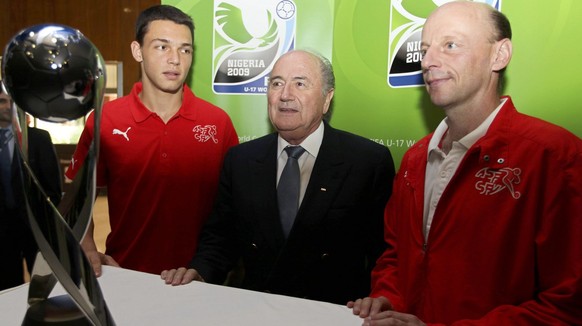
(190, 122), (395, 304)
(0, 127), (62, 290)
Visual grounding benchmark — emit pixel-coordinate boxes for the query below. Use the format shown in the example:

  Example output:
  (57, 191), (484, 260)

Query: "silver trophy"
(2, 24), (114, 325)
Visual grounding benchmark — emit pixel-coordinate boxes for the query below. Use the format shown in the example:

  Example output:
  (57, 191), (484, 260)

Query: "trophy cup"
(2, 24), (115, 325)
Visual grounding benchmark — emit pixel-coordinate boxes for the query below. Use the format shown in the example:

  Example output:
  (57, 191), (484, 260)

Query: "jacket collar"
(472, 96), (516, 169)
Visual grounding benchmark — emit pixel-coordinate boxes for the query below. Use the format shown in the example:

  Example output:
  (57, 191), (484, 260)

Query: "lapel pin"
(320, 188), (327, 192)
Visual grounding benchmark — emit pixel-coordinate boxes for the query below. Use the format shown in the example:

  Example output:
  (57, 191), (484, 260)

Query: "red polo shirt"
(66, 82), (238, 274)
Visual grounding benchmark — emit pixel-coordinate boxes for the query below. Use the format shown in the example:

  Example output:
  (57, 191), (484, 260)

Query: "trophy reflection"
(2, 24), (115, 325)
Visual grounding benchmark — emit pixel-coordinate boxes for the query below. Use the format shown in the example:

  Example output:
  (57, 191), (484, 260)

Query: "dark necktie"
(278, 146), (306, 237)
(0, 129), (15, 208)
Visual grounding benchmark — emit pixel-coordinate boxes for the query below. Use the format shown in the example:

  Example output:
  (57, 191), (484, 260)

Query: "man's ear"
(131, 41), (143, 63)
(492, 38), (512, 72)
(322, 88), (334, 115)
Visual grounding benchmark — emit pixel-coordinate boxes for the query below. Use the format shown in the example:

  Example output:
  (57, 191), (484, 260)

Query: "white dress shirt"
(277, 121), (324, 205)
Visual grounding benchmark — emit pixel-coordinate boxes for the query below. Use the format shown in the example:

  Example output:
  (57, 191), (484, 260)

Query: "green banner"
(166, 0), (582, 168)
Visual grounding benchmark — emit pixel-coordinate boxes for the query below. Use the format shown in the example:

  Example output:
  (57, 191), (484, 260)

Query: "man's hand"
(84, 248), (119, 277)
(361, 311), (426, 326)
(161, 267), (204, 286)
(347, 296), (393, 318)
(81, 221), (119, 277)
(85, 250), (120, 277)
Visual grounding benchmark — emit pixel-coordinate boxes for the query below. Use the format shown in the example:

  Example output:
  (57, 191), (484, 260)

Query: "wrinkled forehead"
(272, 51), (321, 81)
(276, 51), (316, 69)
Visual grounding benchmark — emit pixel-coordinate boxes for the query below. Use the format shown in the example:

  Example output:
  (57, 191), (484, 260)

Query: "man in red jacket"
(348, 2), (582, 325)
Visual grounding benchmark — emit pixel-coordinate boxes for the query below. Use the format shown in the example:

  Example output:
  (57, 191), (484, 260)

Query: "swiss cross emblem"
(474, 167), (522, 199)
(192, 125), (219, 144)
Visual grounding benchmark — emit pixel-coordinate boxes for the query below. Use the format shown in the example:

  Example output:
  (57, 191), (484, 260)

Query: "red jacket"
(371, 97), (582, 325)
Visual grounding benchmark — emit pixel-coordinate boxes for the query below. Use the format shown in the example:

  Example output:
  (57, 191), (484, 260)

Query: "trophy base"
(22, 295), (91, 325)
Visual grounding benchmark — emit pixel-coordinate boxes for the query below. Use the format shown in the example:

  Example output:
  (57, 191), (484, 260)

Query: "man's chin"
(427, 92), (451, 108)
(160, 84), (184, 95)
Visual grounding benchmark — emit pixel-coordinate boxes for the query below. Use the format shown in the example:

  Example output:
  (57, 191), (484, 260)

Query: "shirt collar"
(130, 82), (197, 122)
(427, 98), (507, 158)
(278, 121), (324, 158)
(0, 127), (13, 140)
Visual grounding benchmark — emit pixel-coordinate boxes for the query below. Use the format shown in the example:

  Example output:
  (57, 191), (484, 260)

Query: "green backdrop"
(165, 0), (582, 168)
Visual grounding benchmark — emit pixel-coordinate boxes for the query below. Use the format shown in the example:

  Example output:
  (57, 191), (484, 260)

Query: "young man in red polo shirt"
(66, 5), (238, 275)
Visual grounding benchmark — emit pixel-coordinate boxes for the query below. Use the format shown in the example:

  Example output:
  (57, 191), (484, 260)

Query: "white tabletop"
(0, 266), (363, 325)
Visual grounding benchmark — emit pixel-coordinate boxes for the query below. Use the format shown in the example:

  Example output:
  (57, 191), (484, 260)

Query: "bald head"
(427, 1), (511, 43)
(272, 50), (335, 96)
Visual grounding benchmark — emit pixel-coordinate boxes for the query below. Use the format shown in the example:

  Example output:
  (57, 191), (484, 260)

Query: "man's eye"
(446, 42), (457, 49)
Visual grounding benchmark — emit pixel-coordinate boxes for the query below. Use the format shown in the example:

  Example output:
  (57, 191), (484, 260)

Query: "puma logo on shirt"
(113, 127), (132, 141)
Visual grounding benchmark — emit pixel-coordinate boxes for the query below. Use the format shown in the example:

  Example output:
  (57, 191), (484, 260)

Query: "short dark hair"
(489, 8), (512, 42)
(135, 5), (194, 45)
(486, 6), (512, 88)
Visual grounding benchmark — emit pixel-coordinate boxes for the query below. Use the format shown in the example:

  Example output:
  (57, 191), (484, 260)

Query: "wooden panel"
(0, 0), (160, 96)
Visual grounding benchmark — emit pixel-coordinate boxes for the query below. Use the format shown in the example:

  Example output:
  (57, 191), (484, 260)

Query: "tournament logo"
(212, 0), (297, 95)
(387, 0), (502, 88)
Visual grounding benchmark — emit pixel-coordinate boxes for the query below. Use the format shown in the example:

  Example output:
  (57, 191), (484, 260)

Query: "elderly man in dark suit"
(0, 87), (62, 291)
(161, 50), (395, 305)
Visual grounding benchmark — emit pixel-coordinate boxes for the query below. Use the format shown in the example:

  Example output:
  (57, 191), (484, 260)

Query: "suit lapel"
(266, 124), (350, 288)
(264, 124), (352, 288)
(290, 124), (348, 237)
(249, 134), (287, 248)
